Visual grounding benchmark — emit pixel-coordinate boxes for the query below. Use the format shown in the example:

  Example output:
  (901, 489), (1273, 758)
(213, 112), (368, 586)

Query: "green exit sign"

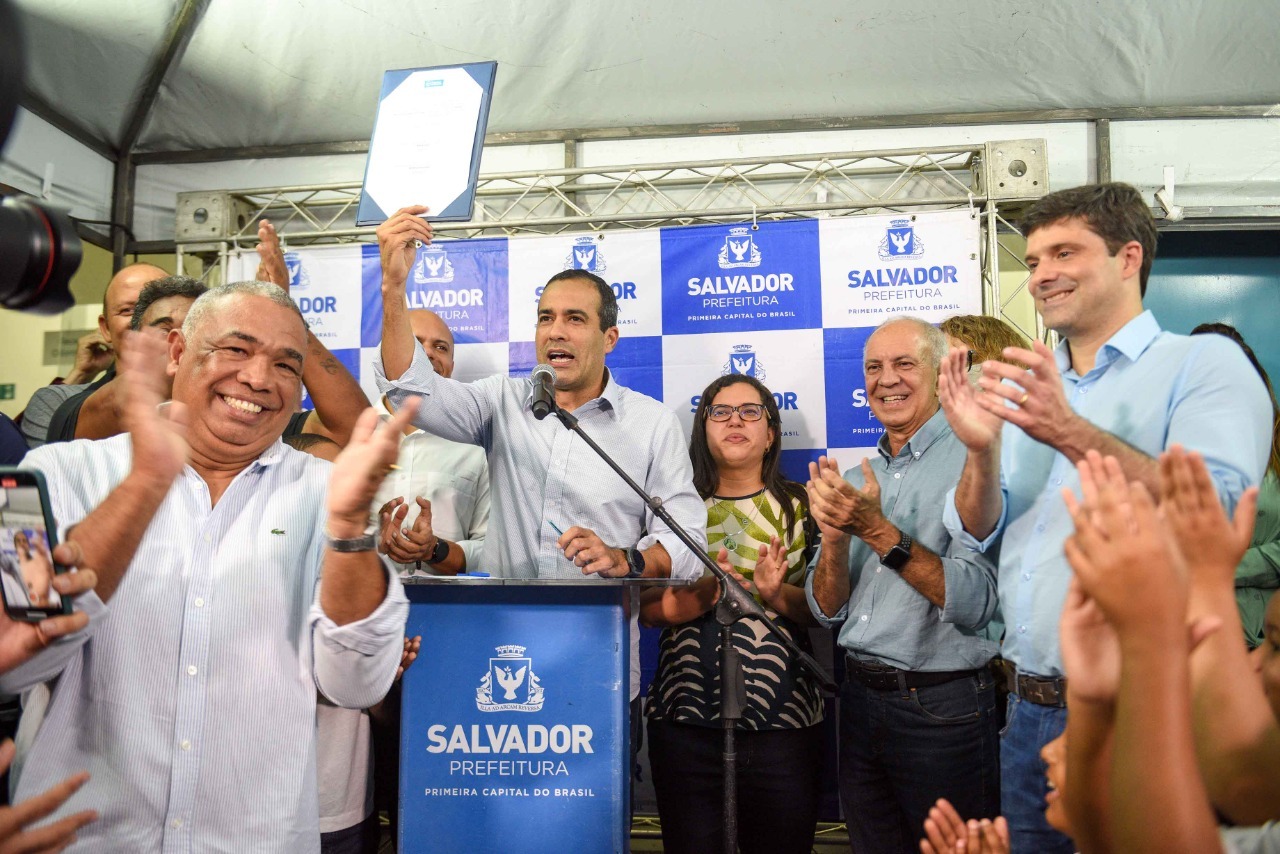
(0, 385), (13, 401)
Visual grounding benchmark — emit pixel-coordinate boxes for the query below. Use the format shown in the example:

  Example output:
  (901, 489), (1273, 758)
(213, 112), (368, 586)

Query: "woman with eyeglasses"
(639, 374), (824, 854)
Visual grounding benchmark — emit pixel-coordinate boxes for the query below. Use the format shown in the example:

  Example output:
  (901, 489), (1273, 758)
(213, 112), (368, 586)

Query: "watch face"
(626, 548), (645, 576)
(882, 546), (909, 570)
(881, 534), (912, 570)
(429, 539), (450, 564)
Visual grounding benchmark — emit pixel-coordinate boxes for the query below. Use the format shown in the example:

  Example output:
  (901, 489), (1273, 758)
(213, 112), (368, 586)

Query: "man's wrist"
(1117, 618), (1187, 655)
(969, 439), (1001, 468)
(861, 520), (901, 555)
(326, 512), (372, 540)
(125, 464), (180, 495)
(424, 537), (449, 565)
(1051, 412), (1094, 458)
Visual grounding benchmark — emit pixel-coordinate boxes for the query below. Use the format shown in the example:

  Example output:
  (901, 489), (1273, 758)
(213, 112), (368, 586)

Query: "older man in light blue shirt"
(806, 316), (999, 854)
(3, 282), (413, 853)
(938, 183), (1273, 853)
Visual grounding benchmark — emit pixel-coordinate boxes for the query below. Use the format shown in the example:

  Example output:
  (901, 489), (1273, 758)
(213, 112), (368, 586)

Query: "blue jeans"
(839, 672), (1000, 854)
(1000, 693), (1074, 854)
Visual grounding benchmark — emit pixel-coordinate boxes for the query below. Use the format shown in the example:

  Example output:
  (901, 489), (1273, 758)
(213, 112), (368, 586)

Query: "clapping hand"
(327, 401), (420, 534)
(920, 798), (1009, 854)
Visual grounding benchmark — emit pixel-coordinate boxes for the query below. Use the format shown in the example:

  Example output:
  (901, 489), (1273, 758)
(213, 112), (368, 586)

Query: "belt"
(845, 655), (979, 692)
(998, 660), (1067, 707)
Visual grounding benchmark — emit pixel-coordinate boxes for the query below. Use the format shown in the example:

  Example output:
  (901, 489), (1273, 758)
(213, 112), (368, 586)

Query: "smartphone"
(0, 468), (70, 621)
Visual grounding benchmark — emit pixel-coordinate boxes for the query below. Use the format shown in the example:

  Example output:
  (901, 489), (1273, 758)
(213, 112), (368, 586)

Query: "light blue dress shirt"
(5, 435), (408, 853)
(375, 344), (706, 696)
(806, 408), (999, 671)
(376, 345), (705, 581)
(945, 311), (1273, 677)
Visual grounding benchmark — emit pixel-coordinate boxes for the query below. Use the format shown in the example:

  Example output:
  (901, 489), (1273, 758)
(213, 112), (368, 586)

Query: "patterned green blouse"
(646, 489), (825, 730)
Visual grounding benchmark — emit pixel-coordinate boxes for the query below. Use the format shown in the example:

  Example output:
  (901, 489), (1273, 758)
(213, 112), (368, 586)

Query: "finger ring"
(1018, 392), (1029, 405)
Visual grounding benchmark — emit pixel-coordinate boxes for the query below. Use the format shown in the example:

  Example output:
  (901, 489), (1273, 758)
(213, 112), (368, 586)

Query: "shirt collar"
(1056, 310), (1161, 375)
(252, 439), (288, 469)
(876, 406), (950, 461)
(598, 368), (622, 415)
(525, 368), (622, 418)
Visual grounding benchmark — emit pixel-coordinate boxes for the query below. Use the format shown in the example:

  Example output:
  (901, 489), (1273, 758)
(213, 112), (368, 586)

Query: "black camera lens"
(0, 195), (82, 315)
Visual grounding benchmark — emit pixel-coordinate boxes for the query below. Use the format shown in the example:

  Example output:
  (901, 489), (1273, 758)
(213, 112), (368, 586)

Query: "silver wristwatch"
(325, 524), (378, 553)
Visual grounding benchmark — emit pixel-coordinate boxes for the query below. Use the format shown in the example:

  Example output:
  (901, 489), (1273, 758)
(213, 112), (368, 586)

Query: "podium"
(398, 576), (687, 854)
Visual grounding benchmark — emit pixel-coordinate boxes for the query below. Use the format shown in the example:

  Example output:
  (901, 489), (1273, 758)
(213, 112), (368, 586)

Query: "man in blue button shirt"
(806, 316), (1000, 854)
(937, 182), (1273, 853)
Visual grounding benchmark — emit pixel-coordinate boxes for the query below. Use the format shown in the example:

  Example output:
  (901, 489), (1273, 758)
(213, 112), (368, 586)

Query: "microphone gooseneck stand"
(544, 403), (836, 854)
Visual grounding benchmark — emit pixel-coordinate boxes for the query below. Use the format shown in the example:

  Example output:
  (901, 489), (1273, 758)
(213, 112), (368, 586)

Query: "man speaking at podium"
(372, 206), (706, 710)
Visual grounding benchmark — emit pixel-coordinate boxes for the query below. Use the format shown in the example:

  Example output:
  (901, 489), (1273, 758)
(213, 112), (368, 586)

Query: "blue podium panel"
(400, 583), (630, 853)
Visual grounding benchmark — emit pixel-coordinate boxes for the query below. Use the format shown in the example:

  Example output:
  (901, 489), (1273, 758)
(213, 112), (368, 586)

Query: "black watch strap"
(426, 538), (450, 564)
(879, 531), (913, 571)
(624, 547), (646, 578)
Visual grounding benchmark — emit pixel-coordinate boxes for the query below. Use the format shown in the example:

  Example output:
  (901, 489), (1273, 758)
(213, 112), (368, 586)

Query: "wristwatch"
(326, 523), (378, 553)
(623, 547), (646, 578)
(879, 531), (913, 571)
(425, 538), (450, 565)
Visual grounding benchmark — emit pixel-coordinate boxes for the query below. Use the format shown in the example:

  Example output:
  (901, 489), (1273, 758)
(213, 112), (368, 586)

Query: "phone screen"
(0, 472), (66, 620)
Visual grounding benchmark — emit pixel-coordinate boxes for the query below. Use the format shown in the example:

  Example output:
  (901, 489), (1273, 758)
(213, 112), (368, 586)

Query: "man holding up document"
(373, 205), (705, 702)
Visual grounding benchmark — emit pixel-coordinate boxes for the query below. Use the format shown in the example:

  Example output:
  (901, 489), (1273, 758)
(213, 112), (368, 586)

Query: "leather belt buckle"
(1015, 672), (1067, 707)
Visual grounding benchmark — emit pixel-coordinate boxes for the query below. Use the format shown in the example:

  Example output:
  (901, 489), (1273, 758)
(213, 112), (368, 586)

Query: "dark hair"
(689, 374), (808, 543)
(130, 276), (208, 331)
(284, 432), (341, 455)
(1191, 322), (1280, 480)
(543, 270), (618, 331)
(1020, 182), (1158, 297)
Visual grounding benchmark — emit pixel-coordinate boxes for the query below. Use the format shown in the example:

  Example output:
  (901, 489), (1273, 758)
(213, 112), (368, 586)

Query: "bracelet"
(325, 522), (377, 553)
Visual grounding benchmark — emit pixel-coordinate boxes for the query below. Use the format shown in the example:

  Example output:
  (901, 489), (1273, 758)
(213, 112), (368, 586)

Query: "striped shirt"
(376, 345), (706, 696)
(647, 492), (824, 730)
(4, 435), (408, 853)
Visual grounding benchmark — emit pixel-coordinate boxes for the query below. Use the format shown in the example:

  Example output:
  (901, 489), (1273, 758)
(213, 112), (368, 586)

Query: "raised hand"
(67, 329), (113, 384)
(376, 206), (434, 291)
(1059, 574), (1121, 707)
(970, 341), (1078, 447)
(1159, 445), (1258, 592)
(378, 497), (437, 565)
(712, 546), (756, 599)
(920, 798), (1009, 854)
(807, 456), (890, 541)
(120, 331), (188, 484)
(938, 346), (1004, 452)
(255, 219), (290, 290)
(751, 536), (788, 604)
(1063, 454), (1187, 634)
(327, 401), (419, 535)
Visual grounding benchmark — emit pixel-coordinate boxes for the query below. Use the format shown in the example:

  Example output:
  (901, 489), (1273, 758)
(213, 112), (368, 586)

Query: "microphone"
(530, 363), (557, 420)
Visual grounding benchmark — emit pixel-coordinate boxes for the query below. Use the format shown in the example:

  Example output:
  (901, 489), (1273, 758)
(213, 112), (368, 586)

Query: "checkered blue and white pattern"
(228, 210), (982, 481)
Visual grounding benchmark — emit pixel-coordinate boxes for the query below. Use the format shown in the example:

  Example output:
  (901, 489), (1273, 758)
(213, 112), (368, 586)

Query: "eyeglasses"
(965, 350), (977, 371)
(706, 403), (767, 422)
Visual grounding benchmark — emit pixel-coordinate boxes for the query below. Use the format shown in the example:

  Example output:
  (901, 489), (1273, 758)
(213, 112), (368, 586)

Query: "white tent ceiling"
(16, 0), (1280, 157)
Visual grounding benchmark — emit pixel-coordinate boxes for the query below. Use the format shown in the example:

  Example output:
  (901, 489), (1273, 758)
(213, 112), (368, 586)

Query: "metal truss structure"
(176, 142), (1045, 343)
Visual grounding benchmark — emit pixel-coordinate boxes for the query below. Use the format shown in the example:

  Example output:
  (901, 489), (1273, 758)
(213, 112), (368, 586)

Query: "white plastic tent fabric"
(14, 0), (1280, 155)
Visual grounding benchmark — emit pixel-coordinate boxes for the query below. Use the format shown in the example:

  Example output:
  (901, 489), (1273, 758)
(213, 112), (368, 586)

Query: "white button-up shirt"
(5, 435), (408, 853)
(373, 398), (490, 574)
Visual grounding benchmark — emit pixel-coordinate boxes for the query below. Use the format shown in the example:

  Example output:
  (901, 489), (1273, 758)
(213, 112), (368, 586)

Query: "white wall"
(1109, 118), (1280, 207)
(0, 107), (114, 223)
